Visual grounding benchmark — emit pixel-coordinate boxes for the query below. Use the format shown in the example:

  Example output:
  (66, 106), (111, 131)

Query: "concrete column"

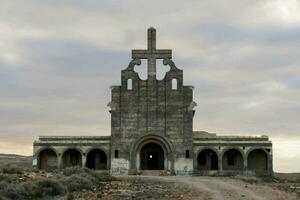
(243, 155), (248, 176)
(244, 156), (248, 171)
(57, 154), (63, 169)
(218, 155), (223, 172)
(32, 155), (38, 169)
(268, 151), (273, 177)
(82, 154), (86, 168)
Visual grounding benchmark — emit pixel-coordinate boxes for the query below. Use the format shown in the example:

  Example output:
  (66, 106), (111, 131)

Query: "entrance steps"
(139, 170), (168, 176)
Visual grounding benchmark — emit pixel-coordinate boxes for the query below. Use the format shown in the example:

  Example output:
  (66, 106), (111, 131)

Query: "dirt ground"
(74, 175), (300, 200)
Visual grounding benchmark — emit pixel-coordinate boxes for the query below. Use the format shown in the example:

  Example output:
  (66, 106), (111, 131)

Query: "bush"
(2, 165), (23, 174)
(0, 178), (66, 200)
(0, 181), (9, 191)
(93, 171), (116, 182)
(30, 178), (65, 198)
(65, 174), (93, 192)
(0, 175), (12, 184)
(62, 167), (91, 176)
(1, 184), (29, 200)
(0, 167), (116, 199)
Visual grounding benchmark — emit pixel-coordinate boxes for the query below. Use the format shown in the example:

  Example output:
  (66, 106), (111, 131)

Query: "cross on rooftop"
(132, 27), (172, 79)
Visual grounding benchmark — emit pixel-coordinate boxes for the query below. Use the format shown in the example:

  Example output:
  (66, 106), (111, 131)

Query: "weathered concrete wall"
(109, 28), (195, 174)
(174, 158), (193, 174)
(110, 158), (129, 174)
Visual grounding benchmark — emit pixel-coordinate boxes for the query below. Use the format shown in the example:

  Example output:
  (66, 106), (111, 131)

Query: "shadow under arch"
(37, 147), (58, 171)
(61, 147), (83, 168)
(196, 148), (219, 170)
(246, 148), (269, 172)
(86, 148), (108, 170)
(129, 134), (174, 174)
(221, 147), (245, 170)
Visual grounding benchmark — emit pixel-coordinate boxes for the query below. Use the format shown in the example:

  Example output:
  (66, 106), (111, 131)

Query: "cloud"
(0, 0), (299, 172)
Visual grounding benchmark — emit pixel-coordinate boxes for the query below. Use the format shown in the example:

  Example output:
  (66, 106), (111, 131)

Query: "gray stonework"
(33, 27), (273, 177)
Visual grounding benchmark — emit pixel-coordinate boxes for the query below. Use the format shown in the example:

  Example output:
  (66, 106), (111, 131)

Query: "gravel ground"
(73, 175), (299, 200)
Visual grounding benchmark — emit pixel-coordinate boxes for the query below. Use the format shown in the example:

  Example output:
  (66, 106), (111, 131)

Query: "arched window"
(127, 79), (132, 90)
(172, 78), (177, 90)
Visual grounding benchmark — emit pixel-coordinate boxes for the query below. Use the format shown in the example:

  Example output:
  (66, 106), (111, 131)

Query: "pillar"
(57, 154), (63, 169)
(218, 153), (223, 173)
(82, 154), (86, 168)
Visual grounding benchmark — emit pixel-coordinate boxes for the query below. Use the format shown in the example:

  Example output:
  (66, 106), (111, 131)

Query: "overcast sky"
(0, 0), (300, 172)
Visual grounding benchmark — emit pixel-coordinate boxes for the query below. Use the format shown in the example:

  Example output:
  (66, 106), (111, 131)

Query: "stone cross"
(132, 27), (172, 79)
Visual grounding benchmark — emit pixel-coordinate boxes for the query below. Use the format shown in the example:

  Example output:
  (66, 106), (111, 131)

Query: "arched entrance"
(197, 149), (218, 170)
(38, 149), (58, 170)
(130, 134), (174, 174)
(140, 143), (164, 170)
(222, 149), (244, 170)
(86, 149), (108, 170)
(248, 149), (267, 171)
(62, 149), (82, 168)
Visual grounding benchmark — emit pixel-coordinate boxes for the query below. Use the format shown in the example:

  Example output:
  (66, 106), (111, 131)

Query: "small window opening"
(243, 146), (245, 150)
(185, 150), (190, 158)
(114, 150), (119, 158)
(127, 79), (132, 90)
(172, 78), (177, 90)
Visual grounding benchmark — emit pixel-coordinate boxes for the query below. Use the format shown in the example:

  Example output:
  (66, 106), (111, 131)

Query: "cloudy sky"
(0, 0), (300, 172)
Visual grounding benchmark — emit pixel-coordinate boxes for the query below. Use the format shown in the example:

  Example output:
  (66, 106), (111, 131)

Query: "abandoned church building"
(33, 28), (273, 177)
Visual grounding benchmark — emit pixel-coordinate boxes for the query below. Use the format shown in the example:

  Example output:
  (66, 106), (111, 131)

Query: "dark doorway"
(62, 149), (82, 168)
(222, 149), (244, 170)
(39, 149), (57, 171)
(248, 149), (267, 171)
(140, 143), (164, 170)
(197, 149), (218, 170)
(86, 149), (107, 170)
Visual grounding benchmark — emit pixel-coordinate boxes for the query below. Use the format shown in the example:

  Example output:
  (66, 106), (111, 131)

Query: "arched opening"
(156, 59), (170, 80)
(222, 149), (244, 170)
(38, 149), (57, 171)
(134, 60), (147, 80)
(248, 149), (268, 171)
(62, 149), (82, 168)
(140, 143), (164, 170)
(197, 149), (218, 170)
(172, 78), (177, 90)
(86, 149), (107, 170)
(127, 79), (132, 90)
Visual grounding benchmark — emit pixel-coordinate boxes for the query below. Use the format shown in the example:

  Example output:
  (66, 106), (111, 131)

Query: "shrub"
(1, 184), (29, 200)
(93, 171), (116, 182)
(61, 166), (115, 182)
(0, 181), (9, 191)
(30, 178), (65, 198)
(0, 174), (12, 184)
(0, 178), (66, 200)
(2, 165), (23, 174)
(65, 174), (93, 192)
(62, 167), (91, 176)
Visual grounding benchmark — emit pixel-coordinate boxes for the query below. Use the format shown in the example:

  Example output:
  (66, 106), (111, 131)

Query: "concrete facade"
(33, 27), (273, 177)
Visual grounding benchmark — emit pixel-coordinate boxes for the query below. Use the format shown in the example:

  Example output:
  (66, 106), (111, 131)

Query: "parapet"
(34, 136), (111, 146)
(193, 131), (270, 141)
